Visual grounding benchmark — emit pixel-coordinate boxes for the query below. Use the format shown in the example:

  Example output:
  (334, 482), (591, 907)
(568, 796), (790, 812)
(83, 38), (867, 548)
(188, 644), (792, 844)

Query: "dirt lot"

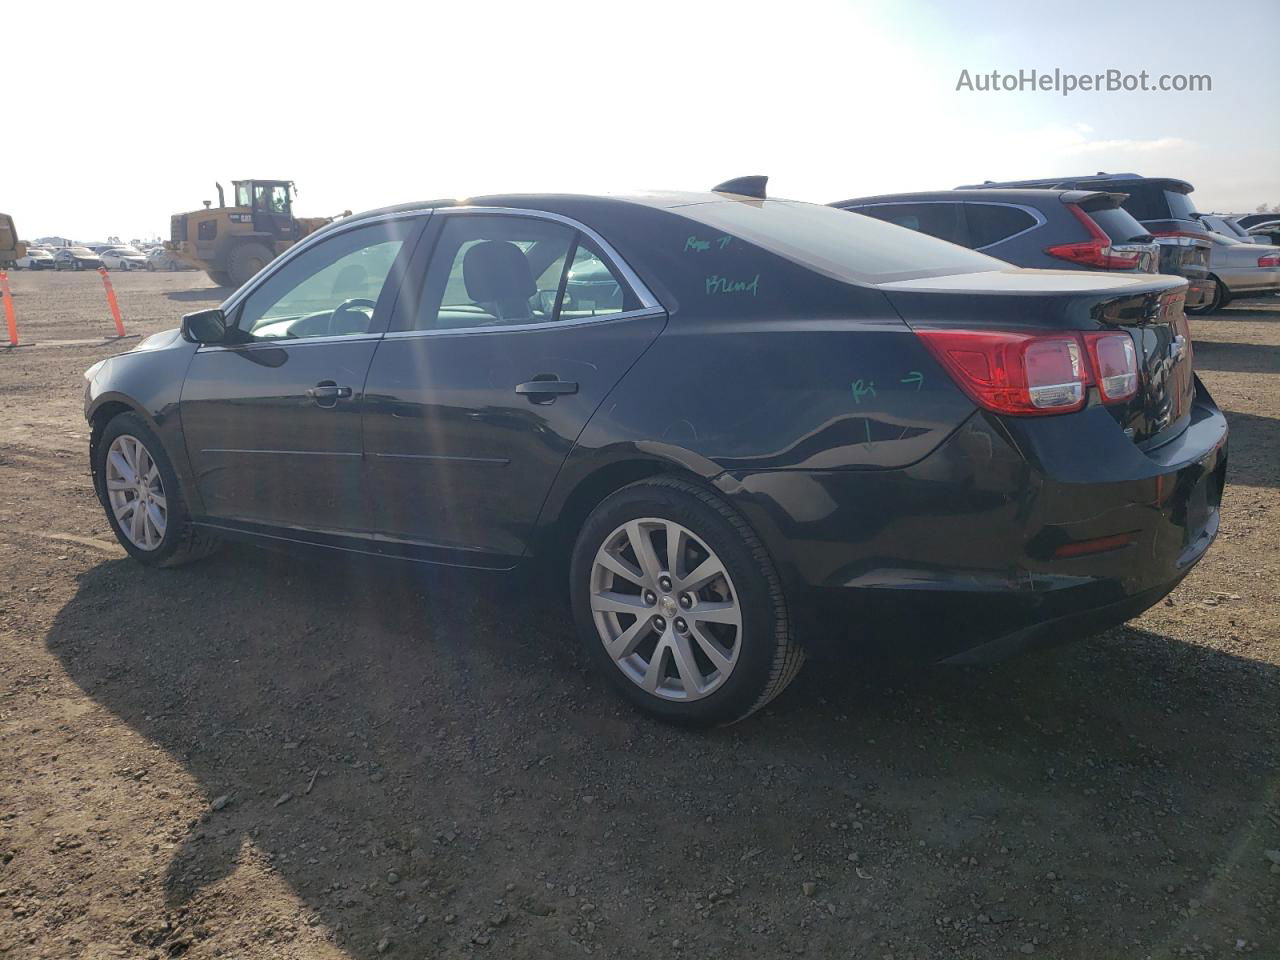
(0, 268), (1277, 960)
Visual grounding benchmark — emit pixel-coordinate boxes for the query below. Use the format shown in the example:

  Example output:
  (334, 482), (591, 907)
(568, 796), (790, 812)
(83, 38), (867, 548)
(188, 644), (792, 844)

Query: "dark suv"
(831, 188), (1159, 273)
(954, 173), (1215, 309)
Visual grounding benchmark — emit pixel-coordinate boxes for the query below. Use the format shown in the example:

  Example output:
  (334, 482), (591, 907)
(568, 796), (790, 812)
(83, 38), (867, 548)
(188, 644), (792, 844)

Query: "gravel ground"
(1, 269), (1277, 960)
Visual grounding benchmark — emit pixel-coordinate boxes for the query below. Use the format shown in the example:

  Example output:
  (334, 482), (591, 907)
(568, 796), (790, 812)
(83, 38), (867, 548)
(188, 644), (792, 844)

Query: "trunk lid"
(879, 268), (1196, 447)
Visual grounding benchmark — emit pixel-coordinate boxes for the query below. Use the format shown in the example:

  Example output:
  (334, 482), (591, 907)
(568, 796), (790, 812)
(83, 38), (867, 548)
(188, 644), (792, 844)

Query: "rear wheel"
(570, 477), (804, 726)
(227, 242), (273, 288)
(206, 269), (233, 287)
(1189, 276), (1225, 315)
(95, 412), (220, 567)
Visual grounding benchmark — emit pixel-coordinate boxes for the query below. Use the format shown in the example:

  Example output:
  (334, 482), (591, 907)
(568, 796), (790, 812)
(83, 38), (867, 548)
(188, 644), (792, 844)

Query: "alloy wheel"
(589, 518), (742, 701)
(105, 434), (167, 551)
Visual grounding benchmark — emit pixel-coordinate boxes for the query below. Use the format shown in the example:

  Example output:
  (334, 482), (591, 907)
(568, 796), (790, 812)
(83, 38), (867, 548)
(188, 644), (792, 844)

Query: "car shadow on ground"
(165, 288), (230, 303)
(44, 543), (1280, 958)
(1219, 410), (1280, 490)
(1192, 338), (1280, 374)
(1209, 302), (1280, 322)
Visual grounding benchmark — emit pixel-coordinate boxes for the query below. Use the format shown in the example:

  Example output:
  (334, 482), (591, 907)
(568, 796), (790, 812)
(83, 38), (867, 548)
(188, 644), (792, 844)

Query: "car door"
(361, 210), (667, 567)
(179, 216), (423, 536)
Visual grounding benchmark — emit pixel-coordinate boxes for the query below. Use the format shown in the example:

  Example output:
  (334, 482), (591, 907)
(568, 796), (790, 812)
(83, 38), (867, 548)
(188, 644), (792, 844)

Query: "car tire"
(1189, 276), (1225, 315)
(207, 269), (234, 287)
(227, 242), (273, 288)
(147, 262), (155, 271)
(570, 476), (805, 726)
(94, 412), (220, 568)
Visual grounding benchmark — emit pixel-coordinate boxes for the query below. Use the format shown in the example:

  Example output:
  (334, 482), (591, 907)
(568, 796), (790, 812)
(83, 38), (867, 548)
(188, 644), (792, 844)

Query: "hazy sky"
(5, 0), (1278, 241)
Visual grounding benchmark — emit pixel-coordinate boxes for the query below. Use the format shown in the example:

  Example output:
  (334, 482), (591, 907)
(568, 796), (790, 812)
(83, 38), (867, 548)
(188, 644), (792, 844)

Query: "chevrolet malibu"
(84, 180), (1228, 725)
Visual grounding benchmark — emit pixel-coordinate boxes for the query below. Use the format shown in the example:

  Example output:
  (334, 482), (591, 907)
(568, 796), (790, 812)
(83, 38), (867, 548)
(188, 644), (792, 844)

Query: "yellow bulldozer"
(0, 213), (26, 269)
(166, 180), (342, 287)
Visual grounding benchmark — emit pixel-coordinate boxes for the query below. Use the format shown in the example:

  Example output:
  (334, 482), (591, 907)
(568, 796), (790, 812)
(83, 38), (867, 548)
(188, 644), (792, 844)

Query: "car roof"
(954, 173), (1194, 193)
(831, 188), (1120, 207)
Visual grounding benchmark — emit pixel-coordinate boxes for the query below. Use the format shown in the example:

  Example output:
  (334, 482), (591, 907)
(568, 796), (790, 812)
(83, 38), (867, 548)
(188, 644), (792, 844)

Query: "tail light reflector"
(1258, 255), (1280, 267)
(917, 329), (1141, 416)
(1083, 332), (1139, 402)
(1046, 204), (1143, 269)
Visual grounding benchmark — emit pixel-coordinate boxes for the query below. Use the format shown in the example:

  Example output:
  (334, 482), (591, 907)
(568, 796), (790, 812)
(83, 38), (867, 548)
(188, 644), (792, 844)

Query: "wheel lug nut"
(679, 593), (693, 609)
(643, 590), (657, 606)
(674, 617), (687, 633)
(658, 575), (672, 592)
(652, 616), (666, 631)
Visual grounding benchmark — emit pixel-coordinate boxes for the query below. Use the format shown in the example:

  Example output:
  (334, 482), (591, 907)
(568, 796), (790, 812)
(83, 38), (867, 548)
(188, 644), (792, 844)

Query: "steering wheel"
(328, 298), (377, 336)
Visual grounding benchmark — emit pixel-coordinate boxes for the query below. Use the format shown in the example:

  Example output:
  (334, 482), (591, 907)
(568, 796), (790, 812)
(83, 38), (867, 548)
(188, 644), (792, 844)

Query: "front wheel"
(95, 413), (220, 567)
(570, 477), (804, 725)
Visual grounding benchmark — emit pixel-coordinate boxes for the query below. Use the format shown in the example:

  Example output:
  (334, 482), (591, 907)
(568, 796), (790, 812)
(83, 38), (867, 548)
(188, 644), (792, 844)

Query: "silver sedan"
(1192, 233), (1280, 313)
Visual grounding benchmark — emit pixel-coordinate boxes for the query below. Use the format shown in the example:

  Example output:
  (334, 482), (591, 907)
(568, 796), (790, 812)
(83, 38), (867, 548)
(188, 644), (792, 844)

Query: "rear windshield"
(672, 199), (1004, 284)
(1164, 190), (1198, 221)
(1084, 206), (1151, 243)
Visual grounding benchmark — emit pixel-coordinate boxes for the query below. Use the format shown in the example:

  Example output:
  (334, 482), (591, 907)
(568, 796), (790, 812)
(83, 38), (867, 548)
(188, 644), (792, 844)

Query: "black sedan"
(83, 182), (1228, 725)
(54, 246), (103, 271)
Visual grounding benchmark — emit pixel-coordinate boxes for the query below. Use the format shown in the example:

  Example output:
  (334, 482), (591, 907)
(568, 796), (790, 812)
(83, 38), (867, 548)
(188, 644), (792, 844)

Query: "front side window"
(236, 183), (251, 207)
(410, 215), (638, 331)
(236, 222), (409, 340)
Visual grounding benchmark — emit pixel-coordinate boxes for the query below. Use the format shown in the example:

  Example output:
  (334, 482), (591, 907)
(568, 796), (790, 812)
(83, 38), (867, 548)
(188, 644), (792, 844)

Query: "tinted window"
(964, 203), (1037, 248)
(411, 215), (639, 331)
(682, 200), (1000, 283)
(1113, 183), (1164, 221)
(238, 222), (409, 339)
(1164, 190), (1198, 221)
(853, 203), (968, 245)
(1083, 205), (1150, 243)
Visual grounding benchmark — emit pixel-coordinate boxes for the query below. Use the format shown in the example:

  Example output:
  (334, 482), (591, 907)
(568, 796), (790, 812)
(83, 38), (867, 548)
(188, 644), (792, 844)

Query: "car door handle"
(307, 381), (353, 406)
(515, 377), (578, 403)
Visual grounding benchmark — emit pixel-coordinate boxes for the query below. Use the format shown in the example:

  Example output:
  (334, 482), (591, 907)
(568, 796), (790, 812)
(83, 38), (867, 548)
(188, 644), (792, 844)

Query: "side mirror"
(181, 308), (230, 344)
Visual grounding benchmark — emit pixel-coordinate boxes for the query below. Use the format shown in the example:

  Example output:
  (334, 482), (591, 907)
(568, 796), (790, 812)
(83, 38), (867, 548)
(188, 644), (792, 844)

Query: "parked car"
(1197, 214), (1267, 244)
(957, 173), (1208, 237)
(53, 246), (103, 271)
(831, 188), (1160, 273)
(100, 246), (148, 271)
(83, 184), (1227, 724)
(146, 247), (191, 271)
(1233, 213), (1280, 230)
(1193, 233), (1280, 313)
(955, 174), (1216, 309)
(1246, 220), (1280, 246)
(16, 248), (56, 270)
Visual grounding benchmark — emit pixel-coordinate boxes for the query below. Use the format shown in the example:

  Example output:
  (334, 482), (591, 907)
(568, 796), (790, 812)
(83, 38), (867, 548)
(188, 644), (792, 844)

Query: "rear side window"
(1164, 190), (1198, 221)
(409, 215), (640, 331)
(852, 203), (968, 246)
(964, 203), (1037, 248)
(1113, 183), (1164, 221)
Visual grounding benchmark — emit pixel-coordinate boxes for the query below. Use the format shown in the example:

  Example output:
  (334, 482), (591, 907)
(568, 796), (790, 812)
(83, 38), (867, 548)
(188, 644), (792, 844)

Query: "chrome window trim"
(381, 306), (667, 342)
(846, 199), (1047, 250)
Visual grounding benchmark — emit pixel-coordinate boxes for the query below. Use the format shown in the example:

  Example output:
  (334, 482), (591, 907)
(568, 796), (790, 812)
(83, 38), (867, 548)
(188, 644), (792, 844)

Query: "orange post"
(0, 271), (17, 347)
(99, 267), (126, 338)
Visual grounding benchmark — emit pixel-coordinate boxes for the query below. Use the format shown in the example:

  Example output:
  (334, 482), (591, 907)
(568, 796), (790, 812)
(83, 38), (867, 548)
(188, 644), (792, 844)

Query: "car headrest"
(463, 240), (536, 306)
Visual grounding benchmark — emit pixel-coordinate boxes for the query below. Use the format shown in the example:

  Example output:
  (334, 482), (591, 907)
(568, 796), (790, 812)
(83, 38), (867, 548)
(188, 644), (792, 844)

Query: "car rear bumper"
(717, 379), (1228, 663)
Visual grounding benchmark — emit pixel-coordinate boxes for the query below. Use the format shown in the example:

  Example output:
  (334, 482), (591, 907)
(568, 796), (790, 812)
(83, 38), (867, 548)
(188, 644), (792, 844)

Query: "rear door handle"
(515, 377), (578, 404)
(307, 380), (353, 406)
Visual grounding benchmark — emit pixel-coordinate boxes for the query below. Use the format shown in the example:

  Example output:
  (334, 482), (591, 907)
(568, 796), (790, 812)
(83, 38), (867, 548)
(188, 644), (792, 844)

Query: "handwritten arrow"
(900, 371), (924, 390)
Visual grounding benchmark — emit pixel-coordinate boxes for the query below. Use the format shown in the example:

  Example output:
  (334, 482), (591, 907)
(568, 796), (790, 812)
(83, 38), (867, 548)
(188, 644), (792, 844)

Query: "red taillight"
(1046, 204), (1143, 269)
(1083, 331), (1139, 402)
(1258, 255), (1280, 267)
(917, 329), (1141, 416)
